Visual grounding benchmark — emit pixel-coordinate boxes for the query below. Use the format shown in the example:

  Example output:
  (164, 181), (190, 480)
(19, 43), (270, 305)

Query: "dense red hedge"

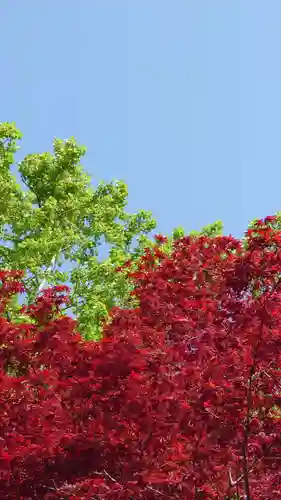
(1, 216), (281, 498)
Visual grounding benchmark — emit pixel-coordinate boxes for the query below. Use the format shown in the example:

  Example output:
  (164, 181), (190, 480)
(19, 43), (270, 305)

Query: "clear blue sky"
(2, 1), (281, 239)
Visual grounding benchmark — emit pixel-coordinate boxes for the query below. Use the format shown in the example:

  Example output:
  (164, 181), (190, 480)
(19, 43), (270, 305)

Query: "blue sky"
(2, 1), (281, 240)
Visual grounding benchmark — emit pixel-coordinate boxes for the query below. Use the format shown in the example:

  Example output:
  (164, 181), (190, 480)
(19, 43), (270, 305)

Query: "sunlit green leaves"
(0, 122), (157, 339)
(0, 122), (224, 339)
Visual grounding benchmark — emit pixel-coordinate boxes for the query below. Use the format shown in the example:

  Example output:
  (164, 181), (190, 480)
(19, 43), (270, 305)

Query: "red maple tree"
(0, 216), (281, 498)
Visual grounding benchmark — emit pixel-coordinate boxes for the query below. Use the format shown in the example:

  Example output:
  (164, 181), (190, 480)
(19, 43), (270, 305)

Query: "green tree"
(0, 122), (223, 339)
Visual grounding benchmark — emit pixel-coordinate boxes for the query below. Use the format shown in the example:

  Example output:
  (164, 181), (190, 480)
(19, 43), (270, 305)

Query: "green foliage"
(0, 122), (224, 339)
(0, 122), (157, 338)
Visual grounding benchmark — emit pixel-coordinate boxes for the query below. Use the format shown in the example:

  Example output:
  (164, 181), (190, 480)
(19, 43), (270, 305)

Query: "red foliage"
(1, 217), (281, 498)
